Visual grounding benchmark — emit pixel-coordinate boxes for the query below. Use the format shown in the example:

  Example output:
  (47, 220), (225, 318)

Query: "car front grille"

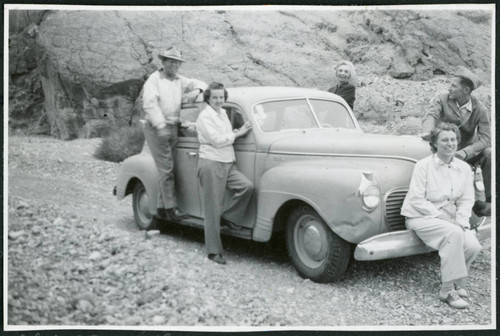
(384, 188), (408, 231)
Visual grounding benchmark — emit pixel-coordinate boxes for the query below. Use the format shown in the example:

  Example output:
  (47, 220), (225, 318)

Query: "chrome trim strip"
(268, 151), (419, 163)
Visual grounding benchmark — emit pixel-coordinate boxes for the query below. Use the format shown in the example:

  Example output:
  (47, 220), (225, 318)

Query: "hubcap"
(303, 224), (322, 257)
(294, 215), (328, 268)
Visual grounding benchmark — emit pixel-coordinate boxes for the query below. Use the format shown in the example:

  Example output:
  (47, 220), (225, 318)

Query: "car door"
(222, 103), (257, 228)
(174, 102), (202, 217)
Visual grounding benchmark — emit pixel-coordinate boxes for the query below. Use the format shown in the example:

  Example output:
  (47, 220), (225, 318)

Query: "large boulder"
(8, 8), (493, 139)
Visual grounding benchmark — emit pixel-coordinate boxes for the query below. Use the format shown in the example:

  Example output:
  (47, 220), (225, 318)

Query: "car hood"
(268, 130), (430, 161)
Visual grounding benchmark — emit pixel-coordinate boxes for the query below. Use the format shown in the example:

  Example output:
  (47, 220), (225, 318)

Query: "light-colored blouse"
(401, 154), (474, 228)
(196, 105), (236, 163)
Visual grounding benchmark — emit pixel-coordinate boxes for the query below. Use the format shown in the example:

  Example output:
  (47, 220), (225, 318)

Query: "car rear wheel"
(132, 181), (160, 230)
(286, 205), (351, 283)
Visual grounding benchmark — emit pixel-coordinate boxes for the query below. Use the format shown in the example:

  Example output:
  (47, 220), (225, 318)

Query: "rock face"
(8, 8), (493, 139)
(9, 10), (49, 135)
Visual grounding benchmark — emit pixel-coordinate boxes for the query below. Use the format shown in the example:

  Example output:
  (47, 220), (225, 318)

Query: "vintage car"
(114, 86), (491, 283)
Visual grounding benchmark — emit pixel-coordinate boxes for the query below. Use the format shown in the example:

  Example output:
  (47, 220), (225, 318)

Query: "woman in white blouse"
(196, 82), (253, 265)
(401, 122), (481, 309)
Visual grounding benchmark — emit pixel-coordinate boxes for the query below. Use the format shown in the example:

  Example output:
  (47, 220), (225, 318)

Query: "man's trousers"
(143, 123), (178, 209)
(198, 158), (253, 255)
(406, 217), (481, 283)
(467, 147), (491, 201)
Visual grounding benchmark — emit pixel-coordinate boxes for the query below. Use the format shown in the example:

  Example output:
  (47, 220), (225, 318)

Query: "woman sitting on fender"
(401, 122), (481, 309)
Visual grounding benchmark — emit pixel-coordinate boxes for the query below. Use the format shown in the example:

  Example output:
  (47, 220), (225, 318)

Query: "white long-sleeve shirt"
(142, 71), (207, 128)
(196, 105), (236, 163)
(401, 154), (474, 229)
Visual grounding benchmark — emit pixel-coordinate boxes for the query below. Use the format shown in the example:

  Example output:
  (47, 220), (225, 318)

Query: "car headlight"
(362, 185), (381, 210)
(358, 172), (381, 212)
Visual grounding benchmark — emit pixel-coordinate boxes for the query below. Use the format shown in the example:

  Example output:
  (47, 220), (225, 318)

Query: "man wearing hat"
(421, 66), (491, 217)
(142, 46), (208, 221)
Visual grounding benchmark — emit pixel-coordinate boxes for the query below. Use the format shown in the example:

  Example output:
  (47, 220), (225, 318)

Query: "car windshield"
(253, 98), (355, 132)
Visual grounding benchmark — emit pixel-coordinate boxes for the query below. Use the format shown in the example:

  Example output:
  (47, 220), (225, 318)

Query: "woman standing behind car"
(401, 122), (481, 309)
(196, 82), (254, 265)
(328, 60), (357, 110)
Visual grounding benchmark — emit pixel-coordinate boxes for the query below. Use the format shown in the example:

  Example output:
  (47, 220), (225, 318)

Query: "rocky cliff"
(8, 8), (493, 139)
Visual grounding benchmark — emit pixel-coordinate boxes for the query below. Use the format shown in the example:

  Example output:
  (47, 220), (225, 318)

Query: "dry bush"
(94, 125), (145, 163)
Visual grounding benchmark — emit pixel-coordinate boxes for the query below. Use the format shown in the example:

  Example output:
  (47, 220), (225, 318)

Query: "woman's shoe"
(454, 285), (469, 298)
(208, 254), (227, 265)
(440, 290), (469, 309)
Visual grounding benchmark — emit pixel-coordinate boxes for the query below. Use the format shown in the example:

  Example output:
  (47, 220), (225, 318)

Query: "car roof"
(226, 86), (342, 106)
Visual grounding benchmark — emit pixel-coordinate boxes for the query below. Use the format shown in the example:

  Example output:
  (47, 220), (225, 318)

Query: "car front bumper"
(354, 218), (492, 261)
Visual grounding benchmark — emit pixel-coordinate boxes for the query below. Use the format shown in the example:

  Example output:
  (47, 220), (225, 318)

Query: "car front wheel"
(132, 181), (160, 230)
(286, 205), (351, 283)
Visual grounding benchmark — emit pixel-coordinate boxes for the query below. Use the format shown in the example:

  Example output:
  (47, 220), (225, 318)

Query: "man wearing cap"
(421, 66), (491, 217)
(142, 46), (208, 221)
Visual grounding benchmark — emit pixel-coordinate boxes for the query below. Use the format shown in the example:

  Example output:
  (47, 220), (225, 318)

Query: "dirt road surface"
(6, 135), (493, 328)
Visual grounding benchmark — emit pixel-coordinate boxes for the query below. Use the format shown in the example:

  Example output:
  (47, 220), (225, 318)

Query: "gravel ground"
(6, 135), (493, 328)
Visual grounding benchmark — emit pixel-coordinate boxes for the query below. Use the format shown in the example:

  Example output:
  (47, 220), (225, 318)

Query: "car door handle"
(186, 152), (198, 158)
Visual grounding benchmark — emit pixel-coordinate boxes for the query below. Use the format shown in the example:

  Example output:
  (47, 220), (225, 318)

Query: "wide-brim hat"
(158, 47), (184, 62)
(455, 66), (482, 90)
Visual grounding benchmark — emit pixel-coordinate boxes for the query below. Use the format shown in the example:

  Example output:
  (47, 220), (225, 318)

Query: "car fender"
(115, 152), (159, 215)
(254, 163), (383, 244)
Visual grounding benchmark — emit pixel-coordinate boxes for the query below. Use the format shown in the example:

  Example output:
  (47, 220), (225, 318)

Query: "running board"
(169, 216), (253, 240)
(354, 220), (492, 261)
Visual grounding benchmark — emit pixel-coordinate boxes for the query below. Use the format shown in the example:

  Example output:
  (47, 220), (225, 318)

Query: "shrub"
(94, 125), (145, 163)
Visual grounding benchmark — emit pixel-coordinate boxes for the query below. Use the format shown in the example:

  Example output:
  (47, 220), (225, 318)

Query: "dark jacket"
(328, 82), (355, 110)
(422, 91), (490, 160)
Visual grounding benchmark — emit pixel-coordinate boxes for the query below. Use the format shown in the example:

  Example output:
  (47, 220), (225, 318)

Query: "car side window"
(224, 106), (245, 130)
